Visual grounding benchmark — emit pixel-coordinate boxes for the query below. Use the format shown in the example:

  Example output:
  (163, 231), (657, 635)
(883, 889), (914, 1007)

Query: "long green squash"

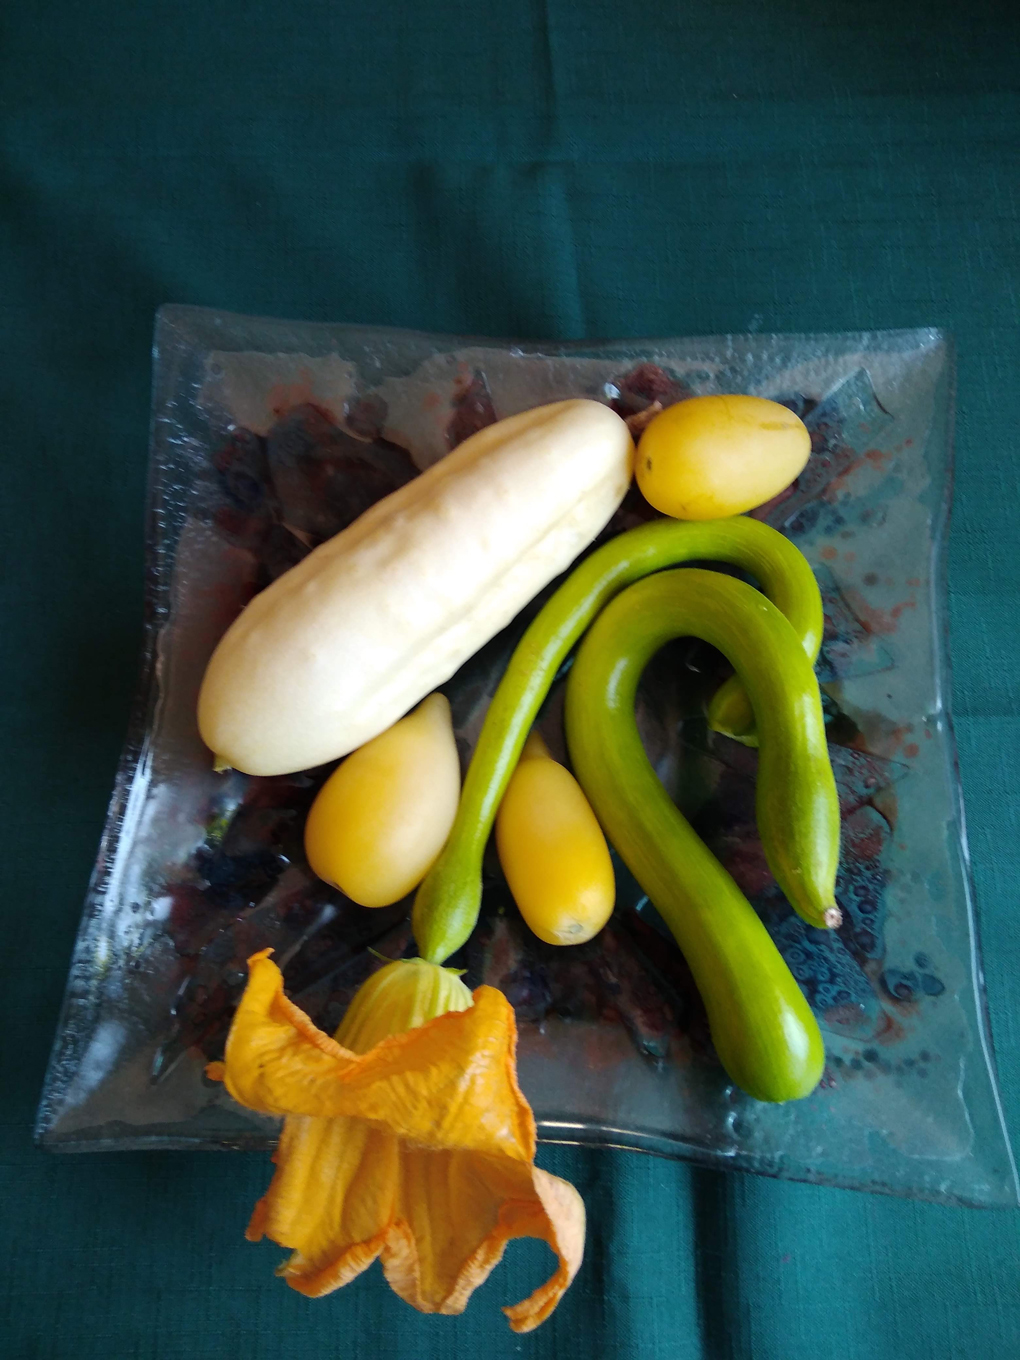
(564, 568), (834, 1102)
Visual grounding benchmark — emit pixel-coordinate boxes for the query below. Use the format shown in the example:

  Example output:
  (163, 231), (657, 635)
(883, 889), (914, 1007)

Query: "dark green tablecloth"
(4, 3), (1020, 1356)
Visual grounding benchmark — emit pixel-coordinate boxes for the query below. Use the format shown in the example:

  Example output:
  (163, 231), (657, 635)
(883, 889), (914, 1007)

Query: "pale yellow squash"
(199, 399), (634, 775)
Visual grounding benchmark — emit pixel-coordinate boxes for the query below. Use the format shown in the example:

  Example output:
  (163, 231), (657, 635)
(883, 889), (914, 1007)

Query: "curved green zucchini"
(707, 532), (822, 745)
(707, 611), (823, 746)
(413, 516), (826, 966)
(564, 568), (835, 1102)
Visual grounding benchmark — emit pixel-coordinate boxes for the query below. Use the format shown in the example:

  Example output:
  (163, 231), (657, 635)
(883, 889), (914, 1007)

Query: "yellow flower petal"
(213, 951), (585, 1332)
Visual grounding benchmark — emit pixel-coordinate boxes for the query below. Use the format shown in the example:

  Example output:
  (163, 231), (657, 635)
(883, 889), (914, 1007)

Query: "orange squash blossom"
(208, 950), (585, 1332)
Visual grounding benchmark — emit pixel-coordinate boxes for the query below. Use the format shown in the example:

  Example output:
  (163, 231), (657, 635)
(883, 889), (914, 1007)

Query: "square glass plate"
(37, 307), (1018, 1207)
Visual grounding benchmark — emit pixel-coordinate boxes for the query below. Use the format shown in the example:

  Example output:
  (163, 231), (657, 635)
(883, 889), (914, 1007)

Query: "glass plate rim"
(34, 308), (1018, 1210)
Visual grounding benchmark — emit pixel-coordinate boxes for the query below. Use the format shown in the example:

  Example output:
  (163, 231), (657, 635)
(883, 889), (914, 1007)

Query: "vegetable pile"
(198, 385), (834, 1326)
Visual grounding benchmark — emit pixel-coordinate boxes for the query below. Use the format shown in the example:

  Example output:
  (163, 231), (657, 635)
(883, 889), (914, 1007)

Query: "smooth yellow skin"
(495, 731), (615, 946)
(636, 394), (811, 519)
(304, 692), (461, 907)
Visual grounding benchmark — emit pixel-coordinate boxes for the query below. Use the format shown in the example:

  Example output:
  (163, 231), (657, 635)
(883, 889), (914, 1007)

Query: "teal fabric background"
(3, 2), (1020, 1355)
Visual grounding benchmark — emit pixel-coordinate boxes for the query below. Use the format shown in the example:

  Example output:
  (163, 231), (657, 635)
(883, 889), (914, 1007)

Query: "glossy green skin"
(707, 614), (823, 745)
(565, 569), (831, 1102)
(706, 533), (823, 745)
(413, 516), (827, 965)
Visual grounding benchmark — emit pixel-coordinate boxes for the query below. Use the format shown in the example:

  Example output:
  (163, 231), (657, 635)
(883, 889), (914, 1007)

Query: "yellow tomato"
(496, 731), (615, 945)
(304, 692), (460, 907)
(636, 394), (811, 519)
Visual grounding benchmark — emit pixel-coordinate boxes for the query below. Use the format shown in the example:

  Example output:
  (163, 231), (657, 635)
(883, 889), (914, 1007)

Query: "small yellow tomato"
(304, 692), (460, 907)
(496, 731), (615, 946)
(636, 394), (811, 519)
